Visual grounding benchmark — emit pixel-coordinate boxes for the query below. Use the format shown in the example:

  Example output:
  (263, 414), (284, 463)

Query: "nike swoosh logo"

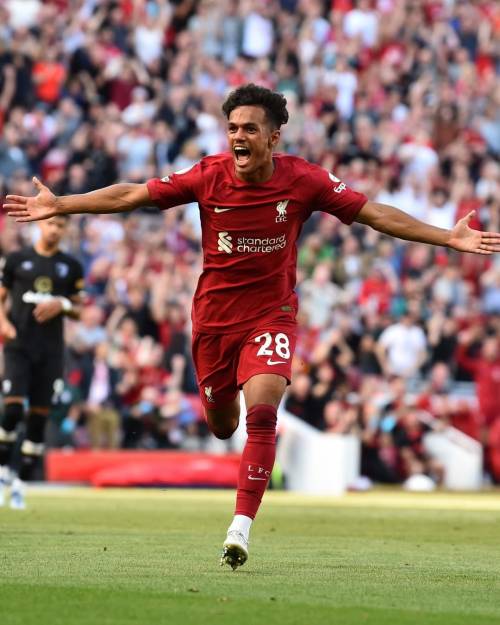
(214, 207), (236, 213)
(248, 476), (267, 481)
(267, 359), (287, 366)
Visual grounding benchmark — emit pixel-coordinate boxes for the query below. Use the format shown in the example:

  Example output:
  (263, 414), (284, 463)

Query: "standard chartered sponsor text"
(217, 232), (287, 254)
(237, 234), (286, 253)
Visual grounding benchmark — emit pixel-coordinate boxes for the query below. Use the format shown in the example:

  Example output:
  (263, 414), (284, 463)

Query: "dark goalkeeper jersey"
(0, 247), (84, 351)
(147, 152), (368, 334)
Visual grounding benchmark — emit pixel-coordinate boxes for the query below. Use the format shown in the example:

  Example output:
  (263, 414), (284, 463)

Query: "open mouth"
(233, 145), (251, 166)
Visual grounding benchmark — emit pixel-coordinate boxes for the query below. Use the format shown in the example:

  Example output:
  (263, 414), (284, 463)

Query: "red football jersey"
(147, 153), (367, 334)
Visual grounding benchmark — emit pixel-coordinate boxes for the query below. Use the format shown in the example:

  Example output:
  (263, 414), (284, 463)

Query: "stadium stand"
(0, 0), (499, 486)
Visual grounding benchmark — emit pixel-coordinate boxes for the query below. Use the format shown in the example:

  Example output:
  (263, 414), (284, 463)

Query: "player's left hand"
(4, 177), (59, 222)
(448, 211), (500, 254)
(33, 299), (63, 323)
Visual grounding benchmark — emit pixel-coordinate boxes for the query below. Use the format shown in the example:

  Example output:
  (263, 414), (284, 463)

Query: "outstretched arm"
(4, 177), (152, 222)
(356, 201), (500, 255)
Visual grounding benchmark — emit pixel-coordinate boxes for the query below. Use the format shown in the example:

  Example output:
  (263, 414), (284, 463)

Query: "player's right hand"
(4, 177), (59, 222)
(0, 319), (17, 341)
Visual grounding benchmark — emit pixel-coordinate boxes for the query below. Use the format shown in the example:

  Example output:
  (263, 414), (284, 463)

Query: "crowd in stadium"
(0, 0), (499, 484)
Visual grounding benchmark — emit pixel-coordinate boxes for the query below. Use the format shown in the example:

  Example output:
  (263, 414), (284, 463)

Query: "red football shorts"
(192, 317), (297, 409)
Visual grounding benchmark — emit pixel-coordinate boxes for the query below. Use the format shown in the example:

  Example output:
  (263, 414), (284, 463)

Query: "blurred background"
(0, 0), (499, 492)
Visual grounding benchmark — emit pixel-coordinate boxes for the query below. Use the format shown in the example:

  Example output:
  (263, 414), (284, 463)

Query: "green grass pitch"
(1, 488), (499, 625)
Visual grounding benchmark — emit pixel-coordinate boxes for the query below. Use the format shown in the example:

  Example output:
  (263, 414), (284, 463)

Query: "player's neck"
(234, 159), (275, 184)
(34, 241), (59, 257)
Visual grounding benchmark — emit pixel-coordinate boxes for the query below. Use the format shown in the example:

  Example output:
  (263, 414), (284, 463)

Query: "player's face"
(227, 106), (280, 182)
(38, 216), (67, 248)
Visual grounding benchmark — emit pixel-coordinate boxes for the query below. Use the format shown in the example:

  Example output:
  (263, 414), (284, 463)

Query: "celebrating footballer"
(5, 84), (500, 568)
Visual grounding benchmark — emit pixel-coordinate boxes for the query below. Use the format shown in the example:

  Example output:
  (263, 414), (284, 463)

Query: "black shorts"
(2, 345), (64, 408)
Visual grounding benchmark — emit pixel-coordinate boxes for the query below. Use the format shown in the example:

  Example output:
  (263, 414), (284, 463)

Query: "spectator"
(298, 262), (346, 329)
(393, 407), (444, 485)
(241, 1), (274, 59)
(424, 186), (457, 231)
(32, 48), (66, 105)
(85, 342), (121, 450)
(358, 263), (396, 316)
(455, 329), (500, 443)
(376, 312), (427, 379)
(343, 0), (379, 49)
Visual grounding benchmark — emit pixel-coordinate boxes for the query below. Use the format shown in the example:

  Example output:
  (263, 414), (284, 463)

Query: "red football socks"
(235, 403), (277, 520)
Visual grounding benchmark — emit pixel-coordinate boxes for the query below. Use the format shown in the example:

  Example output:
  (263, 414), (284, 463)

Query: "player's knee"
(208, 413), (239, 440)
(212, 429), (234, 440)
(211, 422), (238, 440)
(246, 404), (277, 434)
(1, 402), (24, 433)
(205, 404), (240, 440)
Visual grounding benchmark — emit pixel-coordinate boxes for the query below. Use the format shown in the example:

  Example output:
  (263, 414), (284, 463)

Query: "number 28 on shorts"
(254, 332), (291, 366)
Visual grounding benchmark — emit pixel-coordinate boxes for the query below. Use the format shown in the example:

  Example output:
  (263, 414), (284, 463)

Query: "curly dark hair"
(222, 83), (289, 129)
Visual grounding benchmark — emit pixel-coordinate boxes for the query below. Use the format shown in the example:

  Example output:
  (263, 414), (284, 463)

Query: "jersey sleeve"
(0, 253), (16, 290)
(146, 162), (203, 210)
(311, 166), (368, 224)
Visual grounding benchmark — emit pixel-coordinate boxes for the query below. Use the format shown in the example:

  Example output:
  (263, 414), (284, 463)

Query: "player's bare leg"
(221, 374), (286, 570)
